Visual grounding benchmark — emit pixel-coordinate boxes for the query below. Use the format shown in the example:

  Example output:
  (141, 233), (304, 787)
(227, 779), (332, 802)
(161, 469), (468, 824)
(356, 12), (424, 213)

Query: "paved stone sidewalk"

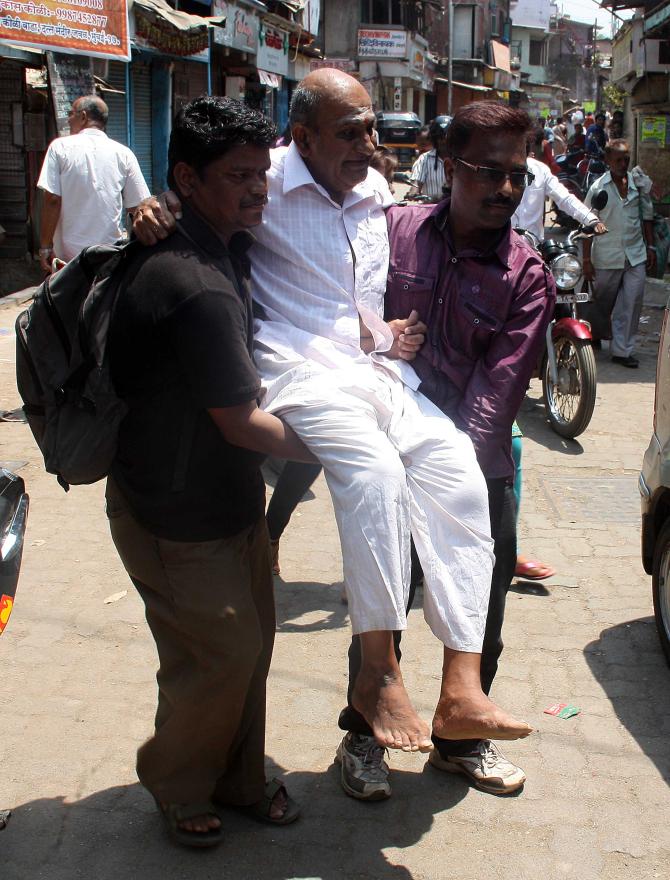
(1, 288), (669, 880)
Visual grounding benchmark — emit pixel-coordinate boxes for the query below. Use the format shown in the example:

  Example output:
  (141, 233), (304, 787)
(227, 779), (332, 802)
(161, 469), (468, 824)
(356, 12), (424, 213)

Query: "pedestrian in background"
(408, 118), (449, 200)
(37, 95), (149, 272)
(583, 139), (656, 368)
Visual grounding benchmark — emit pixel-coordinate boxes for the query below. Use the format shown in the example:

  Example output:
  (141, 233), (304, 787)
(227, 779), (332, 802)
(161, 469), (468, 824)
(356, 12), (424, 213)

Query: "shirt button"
(403, 283), (409, 290)
(451, 257), (458, 264)
(438, 298), (443, 304)
(472, 285), (480, 292)
(474, 318), (480, 325)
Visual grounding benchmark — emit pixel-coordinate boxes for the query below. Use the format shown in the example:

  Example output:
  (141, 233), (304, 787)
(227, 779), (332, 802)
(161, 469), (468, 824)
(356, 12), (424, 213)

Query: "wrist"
(39, 246), (53, 256)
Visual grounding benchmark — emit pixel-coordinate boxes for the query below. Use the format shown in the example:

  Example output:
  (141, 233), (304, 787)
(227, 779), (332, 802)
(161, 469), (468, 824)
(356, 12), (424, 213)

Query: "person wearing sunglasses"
(378, 101), (556, 795)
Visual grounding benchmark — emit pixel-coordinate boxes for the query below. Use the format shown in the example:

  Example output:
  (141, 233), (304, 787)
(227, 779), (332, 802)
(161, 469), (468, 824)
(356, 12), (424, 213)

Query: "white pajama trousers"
(274, 364), (495, 652)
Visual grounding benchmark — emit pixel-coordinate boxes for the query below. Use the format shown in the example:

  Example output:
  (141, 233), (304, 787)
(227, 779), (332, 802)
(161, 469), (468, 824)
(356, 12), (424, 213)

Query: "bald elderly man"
(134, 68), (532, 776)
(37, 94), (150, 272)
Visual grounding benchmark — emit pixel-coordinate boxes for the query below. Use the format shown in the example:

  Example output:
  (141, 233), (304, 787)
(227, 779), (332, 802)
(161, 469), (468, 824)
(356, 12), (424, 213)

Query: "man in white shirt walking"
(511, 154), (605, 241)
(37, 95), (150, 272)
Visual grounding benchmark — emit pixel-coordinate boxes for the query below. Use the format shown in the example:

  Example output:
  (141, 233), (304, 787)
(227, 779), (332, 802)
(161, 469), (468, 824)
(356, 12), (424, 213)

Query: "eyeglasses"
(454, 157), (535, 188)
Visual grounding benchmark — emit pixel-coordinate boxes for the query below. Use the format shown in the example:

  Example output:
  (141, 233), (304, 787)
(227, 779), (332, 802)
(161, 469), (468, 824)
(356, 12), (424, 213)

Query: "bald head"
(69, 95), (108, 134)
(290, 69), (370, 128)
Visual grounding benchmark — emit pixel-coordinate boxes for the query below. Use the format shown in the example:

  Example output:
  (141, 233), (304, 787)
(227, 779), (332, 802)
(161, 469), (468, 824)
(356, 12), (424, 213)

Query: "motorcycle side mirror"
(592, 190), (608, 211)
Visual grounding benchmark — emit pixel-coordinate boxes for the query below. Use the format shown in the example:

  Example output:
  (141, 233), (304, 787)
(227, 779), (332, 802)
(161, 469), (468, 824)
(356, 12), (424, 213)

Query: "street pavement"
(1, 275), (670, 880)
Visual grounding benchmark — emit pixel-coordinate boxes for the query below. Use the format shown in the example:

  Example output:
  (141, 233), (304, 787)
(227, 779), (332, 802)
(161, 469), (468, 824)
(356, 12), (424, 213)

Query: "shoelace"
(478, 741), (502, 771)
(354, 740), (388, 779)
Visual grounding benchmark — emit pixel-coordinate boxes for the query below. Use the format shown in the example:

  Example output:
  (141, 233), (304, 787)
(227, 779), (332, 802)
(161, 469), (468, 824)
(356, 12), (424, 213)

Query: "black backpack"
(15, 242), (139, 491)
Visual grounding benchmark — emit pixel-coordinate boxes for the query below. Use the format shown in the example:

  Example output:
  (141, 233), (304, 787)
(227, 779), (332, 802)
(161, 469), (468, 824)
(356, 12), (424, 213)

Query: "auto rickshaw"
(375, 111), (422, 170)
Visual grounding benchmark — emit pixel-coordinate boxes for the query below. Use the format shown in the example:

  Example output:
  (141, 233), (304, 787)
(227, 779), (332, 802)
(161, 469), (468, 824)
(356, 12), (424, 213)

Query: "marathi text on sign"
(357, 28), (406, 59)
(0, 0), (130, 60)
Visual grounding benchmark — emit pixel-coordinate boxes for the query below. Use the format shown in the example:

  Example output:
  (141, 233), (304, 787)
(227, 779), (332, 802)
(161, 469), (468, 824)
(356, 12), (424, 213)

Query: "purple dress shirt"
(385, 200), (556, 480)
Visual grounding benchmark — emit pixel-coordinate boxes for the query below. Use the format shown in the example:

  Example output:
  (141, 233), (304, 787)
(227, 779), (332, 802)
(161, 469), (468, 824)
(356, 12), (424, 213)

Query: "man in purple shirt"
(339, 102), (555, 796)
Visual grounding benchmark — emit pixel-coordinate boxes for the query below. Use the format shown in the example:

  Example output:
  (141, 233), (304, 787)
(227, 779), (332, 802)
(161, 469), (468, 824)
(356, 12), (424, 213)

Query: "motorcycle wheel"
(542, 337), (597, 438)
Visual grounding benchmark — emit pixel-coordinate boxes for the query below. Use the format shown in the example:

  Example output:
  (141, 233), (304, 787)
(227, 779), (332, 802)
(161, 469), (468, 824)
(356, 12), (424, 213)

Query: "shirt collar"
(281, 141), (388, 207)
(177, 202), (254, 260)
(79, 128), (106, 138)
(432, 198), (513, 269)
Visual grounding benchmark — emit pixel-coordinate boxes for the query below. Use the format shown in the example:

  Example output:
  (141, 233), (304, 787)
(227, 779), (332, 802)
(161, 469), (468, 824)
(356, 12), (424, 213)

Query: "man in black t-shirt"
(107, 97), (314, 848)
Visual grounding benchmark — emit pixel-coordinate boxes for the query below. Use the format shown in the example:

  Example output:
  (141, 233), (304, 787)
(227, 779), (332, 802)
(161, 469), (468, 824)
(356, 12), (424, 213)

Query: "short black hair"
(428, 118), (448, 146)
(444, 101), (532, 158)
(167, 95), (276, 188)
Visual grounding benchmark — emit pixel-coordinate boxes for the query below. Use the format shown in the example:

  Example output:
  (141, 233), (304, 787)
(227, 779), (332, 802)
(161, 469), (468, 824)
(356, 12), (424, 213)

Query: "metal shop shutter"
(131, 61), (153, 193)
(104, 61), (128, 146)
(0, 61), (28, 257)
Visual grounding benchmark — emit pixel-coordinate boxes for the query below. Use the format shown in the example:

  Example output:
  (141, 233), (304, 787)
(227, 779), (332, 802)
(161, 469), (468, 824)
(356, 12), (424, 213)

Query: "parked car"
(375, 111), (422, 169)
(640, 300), (670, 663)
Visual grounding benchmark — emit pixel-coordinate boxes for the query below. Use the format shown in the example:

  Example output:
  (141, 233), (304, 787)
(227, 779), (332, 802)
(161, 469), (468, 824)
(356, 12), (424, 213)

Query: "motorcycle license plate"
(556, 292), (590, 304)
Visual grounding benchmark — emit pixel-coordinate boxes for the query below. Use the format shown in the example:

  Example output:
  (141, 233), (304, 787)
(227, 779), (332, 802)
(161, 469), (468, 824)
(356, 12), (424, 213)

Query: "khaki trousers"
(106, 477), (275, 806)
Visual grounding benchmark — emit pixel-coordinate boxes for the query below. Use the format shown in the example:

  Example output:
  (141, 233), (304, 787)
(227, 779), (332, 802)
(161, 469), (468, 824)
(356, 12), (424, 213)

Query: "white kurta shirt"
(37, 128), (150, 261)
(512, 157), (598, 241)
(252, 144), (420, 409)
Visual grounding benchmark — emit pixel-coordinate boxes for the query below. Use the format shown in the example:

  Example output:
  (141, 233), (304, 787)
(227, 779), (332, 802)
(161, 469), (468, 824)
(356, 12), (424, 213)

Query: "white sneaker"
(428, 740), (526, 795)
(335, 733), (391, 801)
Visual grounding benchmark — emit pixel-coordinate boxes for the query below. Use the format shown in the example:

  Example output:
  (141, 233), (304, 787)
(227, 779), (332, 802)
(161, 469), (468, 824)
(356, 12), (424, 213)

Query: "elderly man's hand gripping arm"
(386, 310), (427, 361)
(132, 191), (182, 244)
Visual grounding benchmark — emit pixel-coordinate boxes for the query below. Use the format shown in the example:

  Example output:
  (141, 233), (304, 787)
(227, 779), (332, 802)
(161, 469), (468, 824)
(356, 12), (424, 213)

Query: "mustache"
(240, 196), (269, 209)
(484, 197), (515, 208)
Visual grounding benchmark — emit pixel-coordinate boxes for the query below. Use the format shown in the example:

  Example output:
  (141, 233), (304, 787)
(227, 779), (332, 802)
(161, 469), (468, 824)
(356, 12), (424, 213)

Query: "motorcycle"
(0, 467), (29, 636)
(516, 190), (608, 438)
(553, 148), (607, 230)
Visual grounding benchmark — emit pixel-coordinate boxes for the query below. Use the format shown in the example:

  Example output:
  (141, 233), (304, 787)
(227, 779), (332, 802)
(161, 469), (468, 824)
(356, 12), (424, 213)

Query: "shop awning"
(0, 43), (44, 64)
(277, 0), (305, 10)
(133, 0), (226, 36)
(435, 78), (493, 93)
(132, 0), (226, 57)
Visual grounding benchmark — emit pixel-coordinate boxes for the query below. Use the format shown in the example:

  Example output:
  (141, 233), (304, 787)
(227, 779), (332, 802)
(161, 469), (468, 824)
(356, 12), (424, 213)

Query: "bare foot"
(432, 690), (533, 742)
(352, 669), (432, 752)
(160, 803), (221, 834)
(269, 787), (288, 821)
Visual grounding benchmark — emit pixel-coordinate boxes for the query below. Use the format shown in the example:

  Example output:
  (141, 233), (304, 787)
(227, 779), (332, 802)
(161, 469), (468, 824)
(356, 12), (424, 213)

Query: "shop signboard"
(304, 0), (319, 38)
(211, 0), (257, 53)
(641, 116), (667, 144)
(0, 0), (130, 59)
(257, 21), (288, 75)
(509, 0), (551, 32)
(357, 28), (406, 59)
(422, 59), (435, 93)
(309, 57), (355, 72)
(408, 42), (424, 77)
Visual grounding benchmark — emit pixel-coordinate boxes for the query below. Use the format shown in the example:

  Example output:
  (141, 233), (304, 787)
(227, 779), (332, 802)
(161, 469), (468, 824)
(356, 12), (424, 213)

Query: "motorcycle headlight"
(550, 254), (582, 290)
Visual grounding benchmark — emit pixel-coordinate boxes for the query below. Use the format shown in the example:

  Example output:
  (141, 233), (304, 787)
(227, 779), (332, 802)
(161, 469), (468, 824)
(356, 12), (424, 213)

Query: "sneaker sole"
(427, 749), (525, 796)
(334, 752), (392, 801)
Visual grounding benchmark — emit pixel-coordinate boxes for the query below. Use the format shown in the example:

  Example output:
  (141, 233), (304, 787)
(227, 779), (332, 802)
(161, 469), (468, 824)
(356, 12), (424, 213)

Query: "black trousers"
(338, 477), (517, 758)
(266, 461), (323, 541)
